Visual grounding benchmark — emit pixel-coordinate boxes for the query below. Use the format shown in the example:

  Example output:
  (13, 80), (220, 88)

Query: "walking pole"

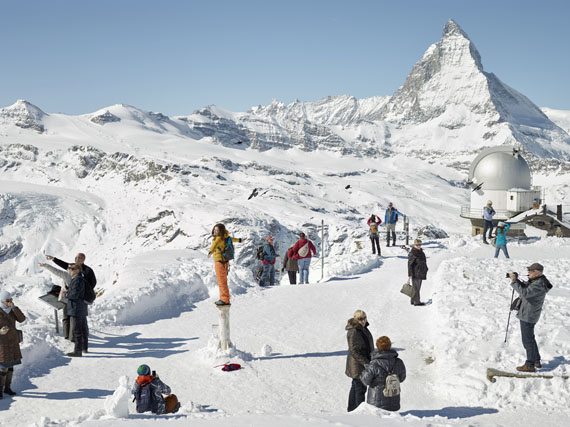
(504, 288), (515, 343)
(321, 219), (324, 281)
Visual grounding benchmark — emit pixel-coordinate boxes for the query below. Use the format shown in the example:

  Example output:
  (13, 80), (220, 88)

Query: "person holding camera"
(0, 290), (26, 399)
(132, 364), (180, 414)
(508, 263), (552, 372)
(493, 222), (510, 258)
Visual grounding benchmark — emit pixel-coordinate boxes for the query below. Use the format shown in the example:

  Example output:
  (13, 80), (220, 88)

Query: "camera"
(505, 272), (518, 279)
(152, 370), (158, 378)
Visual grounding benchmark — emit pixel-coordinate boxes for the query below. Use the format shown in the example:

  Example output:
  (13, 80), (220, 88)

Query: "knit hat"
(137, 364), (151, 376)
(0, 290), (11, 303)
(266, 236), (274, 242)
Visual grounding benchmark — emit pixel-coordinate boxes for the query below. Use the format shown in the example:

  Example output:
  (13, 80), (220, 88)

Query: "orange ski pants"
(214, 261), (230, 303)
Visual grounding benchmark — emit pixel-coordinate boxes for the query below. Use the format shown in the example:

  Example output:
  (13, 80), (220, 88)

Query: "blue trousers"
(483, 220), (494, 241)
(298, 258), (311, 284)
(494, 244), (510, 258)
(520, 320), (541, 366)
(259, 264), (275, 286)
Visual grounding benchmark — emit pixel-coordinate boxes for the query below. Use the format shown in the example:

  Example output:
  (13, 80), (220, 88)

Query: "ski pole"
(504, 288), (515, 343)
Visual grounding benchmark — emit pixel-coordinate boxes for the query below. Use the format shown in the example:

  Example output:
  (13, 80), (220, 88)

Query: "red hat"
(266, 236), (274, 241)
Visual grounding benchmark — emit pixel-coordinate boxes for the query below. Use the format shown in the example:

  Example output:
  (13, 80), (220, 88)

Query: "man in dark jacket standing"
(46, 252), (96, 350)
(259, 236), (277, 287)
(361, 336), (406, 411)
(408, 239), (428, 306)
(345, 310), (374, 412)
(65, 264), (88, 357)
(509, 263), (552, 372)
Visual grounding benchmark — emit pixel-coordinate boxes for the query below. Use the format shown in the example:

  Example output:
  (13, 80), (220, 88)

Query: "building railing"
(460, 206), (513, 220)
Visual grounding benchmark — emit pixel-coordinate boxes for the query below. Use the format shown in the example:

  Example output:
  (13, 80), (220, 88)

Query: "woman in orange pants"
(208, 223), (232, 306)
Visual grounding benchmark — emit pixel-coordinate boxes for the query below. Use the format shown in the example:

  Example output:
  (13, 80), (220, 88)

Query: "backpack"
(83, 282), (96, 304)
(297, 242), (310, 258)
(256, 245), (264, 260)
(383, 362), (401, 397)
(370, 224), (378, 235)
(221, 237), (234, 261)
(135, 382), (153, 413)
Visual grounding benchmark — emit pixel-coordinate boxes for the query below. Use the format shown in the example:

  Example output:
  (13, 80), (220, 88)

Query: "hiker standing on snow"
(384, 203), (404, 247)
(259, 236), (277, 287)
(508, 263), (552, 373)
(208, 223), (241, 306)
(493, 222), (511, 259)
(0, 291), (26, 399)
(345, 310), (374, 412)
(408, 239), (428, 306)
(39, 262), (73, 341)
(282, 245), (298, 285)
(482, 200), (496, 244)
(360, 336), (406, 411)
(291, 232), (317, 284)
(65, 264), (88, 357)
(132, 364), (180, 414)
(367, 214), (382, 256)
(45, 252), (96, 352)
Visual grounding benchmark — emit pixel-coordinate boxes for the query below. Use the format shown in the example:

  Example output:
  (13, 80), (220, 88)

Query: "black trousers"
(287, 270), (297, 284)
(520, 320), (540, 365)
(370, 235), (381, 254)
(71, 315), (88, 353)
(347, 378), (367, 412)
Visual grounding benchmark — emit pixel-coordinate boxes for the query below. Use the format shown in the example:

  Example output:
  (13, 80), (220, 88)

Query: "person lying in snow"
(132, 364), (180, 414)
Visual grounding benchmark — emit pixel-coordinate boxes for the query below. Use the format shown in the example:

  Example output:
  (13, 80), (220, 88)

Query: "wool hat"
(137, 364), (151, 376)
(527, 263), (544, 272)
(0, 290), (11, 303)
(266, 236), (274, 242)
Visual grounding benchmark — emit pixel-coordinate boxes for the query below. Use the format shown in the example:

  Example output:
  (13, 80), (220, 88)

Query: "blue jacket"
(262, 243), (277, 265)
(385, 208), (403, 225)
(495, 223), (510, 246)
(67, 274), (88, 317)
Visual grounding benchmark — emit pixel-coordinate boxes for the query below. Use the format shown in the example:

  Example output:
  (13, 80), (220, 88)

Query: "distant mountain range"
(1, 19), (569, 160)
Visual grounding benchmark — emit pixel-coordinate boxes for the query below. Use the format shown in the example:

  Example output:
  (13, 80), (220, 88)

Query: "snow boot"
(516, 364), (535, 373)
(214, 300), (231, 306)
(3, 368), (16, 396)
(535, 361), (542, 369)
(0, 372), (6, 399)
(66, 351), (83, 357)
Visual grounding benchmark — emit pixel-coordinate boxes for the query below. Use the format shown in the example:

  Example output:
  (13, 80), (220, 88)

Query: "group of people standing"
(40, 253), (97, 357)
(367, 202), (405, 255)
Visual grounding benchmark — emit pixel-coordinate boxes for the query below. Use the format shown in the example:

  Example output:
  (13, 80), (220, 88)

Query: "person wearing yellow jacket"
(208, 223), (238, 306)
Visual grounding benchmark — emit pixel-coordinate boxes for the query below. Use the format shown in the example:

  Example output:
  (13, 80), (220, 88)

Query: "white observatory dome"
(468, 146), (531, 191)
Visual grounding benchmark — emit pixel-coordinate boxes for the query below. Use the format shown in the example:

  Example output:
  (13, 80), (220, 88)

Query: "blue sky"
(1, 0), (569, 115)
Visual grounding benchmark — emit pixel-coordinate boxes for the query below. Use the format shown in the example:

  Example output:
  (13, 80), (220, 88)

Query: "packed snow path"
(1, 240), (569, 426)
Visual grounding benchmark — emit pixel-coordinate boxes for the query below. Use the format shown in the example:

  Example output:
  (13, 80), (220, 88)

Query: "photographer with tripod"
(508, 263), (552, 372)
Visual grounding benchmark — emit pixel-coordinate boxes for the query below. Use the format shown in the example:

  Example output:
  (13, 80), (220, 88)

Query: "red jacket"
(367, 217), (382, 226)
(291, 239), (317, 259)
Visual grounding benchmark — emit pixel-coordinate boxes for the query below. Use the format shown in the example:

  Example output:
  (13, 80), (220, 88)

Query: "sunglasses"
(358, 317), (367, 321)
(4, 298), (13, 302)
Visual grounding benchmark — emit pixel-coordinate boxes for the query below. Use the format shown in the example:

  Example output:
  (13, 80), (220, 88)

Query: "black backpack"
(135, 382), (153, 413)
(83, 281), (96, 304)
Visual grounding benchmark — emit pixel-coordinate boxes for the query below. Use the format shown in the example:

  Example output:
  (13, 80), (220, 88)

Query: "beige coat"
(0, 307), (26, 363)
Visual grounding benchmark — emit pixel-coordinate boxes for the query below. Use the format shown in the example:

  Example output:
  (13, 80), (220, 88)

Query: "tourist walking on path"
(494, 222), (511, 259)
(408, 239), (428, 306)
(290, 232), (317, 284)
(345, 310), (374, 412)
(384, 203), (404, 247)
(367, 214), (382, 255)
(482, 200), (496, 244)
(208, 223), (239, 306)
(0, 291), (26, 399)
(360, 336), (406, 411)
(259, 236), (277, 287)
(282, 245), (298, 285)
(508, 263), (552, 372)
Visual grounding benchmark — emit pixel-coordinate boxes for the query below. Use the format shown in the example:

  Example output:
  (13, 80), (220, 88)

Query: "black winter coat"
(67, 274), (88, 317)
(345, 318), (374, 379)
(408, 248), (428, 280)
(360, 350), (406, 411)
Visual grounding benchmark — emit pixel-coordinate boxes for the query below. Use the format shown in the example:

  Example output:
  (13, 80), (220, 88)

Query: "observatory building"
(461, 146), (541, 235)
(461, 145), (570, 237)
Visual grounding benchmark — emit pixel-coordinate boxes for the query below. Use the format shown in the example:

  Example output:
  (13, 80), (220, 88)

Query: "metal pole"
(54, 309), (59, 334)
(404, 215), (409, 246)
(321, 219), (324, 281)
(504, 288), (515, 343)
(217, 306), (231, 350)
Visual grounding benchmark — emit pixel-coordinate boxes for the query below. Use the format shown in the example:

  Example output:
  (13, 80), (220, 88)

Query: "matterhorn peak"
(442, 19), (468, 39)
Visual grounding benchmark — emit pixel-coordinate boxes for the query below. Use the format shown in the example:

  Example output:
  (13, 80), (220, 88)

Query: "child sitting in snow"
(132, 364), (180, 414)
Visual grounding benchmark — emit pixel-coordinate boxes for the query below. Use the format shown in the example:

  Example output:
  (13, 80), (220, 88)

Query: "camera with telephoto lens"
(505, 272), (518, 279)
